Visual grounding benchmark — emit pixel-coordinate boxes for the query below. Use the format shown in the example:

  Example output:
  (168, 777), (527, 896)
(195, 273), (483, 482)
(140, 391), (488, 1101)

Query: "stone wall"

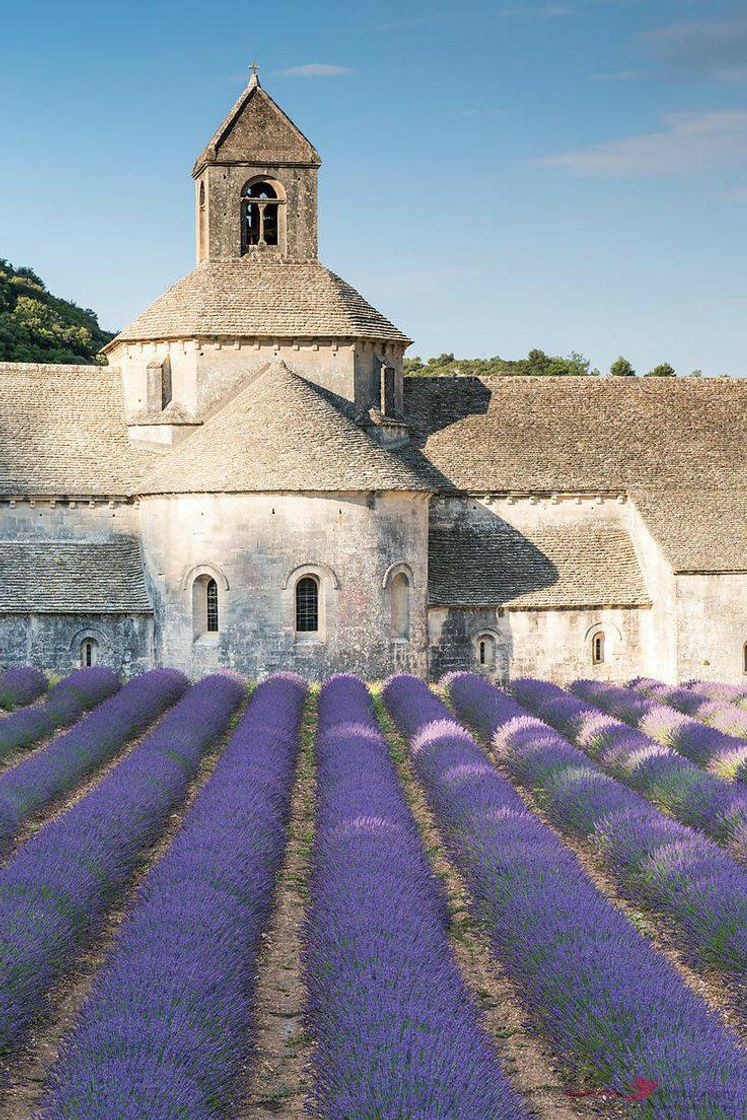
(0, 613), (153, 676)
(115, 338), (406, 431)
(675, 573), (747, 683)
(138, 490), (429, 680)
(428, 605), (649, 683)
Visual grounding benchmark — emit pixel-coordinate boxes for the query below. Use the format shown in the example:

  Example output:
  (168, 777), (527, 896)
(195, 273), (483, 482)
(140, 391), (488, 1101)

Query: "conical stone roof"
(139, 361), (430, 495)
(105, 259), (411, 349)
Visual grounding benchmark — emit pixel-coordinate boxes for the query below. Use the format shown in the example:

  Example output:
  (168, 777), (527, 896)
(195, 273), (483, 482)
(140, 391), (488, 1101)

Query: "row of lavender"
(572, 677), (747, 779)
(0, 668), (187, 854)
(0, 673), (246, 1064)
(41, 673), (307, 1120)
(307, 675), (527, 1119)
(515, 677), (747, 856)
(449, 673), (747, 980)
(0, 665), (48, 710)
(384, 674), (747, 1118)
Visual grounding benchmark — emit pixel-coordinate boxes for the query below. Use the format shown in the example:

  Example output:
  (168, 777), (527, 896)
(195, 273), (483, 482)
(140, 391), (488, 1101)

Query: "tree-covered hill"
(0, 260), (113, 364)
(404, 350), (599, 377)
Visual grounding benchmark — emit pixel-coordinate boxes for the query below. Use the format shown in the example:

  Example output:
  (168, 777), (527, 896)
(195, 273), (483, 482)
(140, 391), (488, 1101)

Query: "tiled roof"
(631, 488), (747, 573)
(0, 539), (152, 613)
(0, 364), (158, 497)
(405, 376), (747, 492)
(408, 375), (747, 574)
(192, 76), (320, 174)
(106, 260), (411, 348)
(429, 518), (651, 609)
(140, 360), (431, 495)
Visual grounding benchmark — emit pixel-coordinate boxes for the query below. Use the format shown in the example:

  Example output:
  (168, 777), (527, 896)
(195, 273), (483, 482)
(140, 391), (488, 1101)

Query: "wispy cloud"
(643, 17), (747, 83)
(537, 110), (747, 177)
(275, 63), (352, 78)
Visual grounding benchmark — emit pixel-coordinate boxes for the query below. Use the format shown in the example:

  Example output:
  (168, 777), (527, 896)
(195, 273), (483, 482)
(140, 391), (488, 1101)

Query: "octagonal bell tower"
(193, 70), (321, 264)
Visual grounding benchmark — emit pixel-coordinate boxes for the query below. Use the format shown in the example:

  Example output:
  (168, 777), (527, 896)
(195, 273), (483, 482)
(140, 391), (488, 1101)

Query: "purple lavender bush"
(0, 666), (120, 761)
(448, 674), (747, 976)
(0, 673), (245, 1064)
(385, 673), (747, 1118)
(687, 680), (747, 707)
(572, 678), (747, 780)
(41, 673), (306, 1120)
(509, 677), (747, 855)
(0, 668), (188, 855)
(632, 677), (747, 740)
(306, 674), (528, 1120)
(0, 666), (47, 709)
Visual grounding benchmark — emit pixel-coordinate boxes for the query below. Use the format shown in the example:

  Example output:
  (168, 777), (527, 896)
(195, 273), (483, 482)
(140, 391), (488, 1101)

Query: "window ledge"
(194, 633), (220, 646)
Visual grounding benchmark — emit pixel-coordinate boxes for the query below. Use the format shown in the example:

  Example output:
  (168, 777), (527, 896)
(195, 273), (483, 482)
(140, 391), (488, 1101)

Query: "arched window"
(476, 633), (497, 672)
(390, 572), (410, 639)
(592, 631), (605, 665)
(80, 637), (98, 667)
(241, 181), (279, 251)
(296, 576), (319, 633)
(192, 574), (220, 639)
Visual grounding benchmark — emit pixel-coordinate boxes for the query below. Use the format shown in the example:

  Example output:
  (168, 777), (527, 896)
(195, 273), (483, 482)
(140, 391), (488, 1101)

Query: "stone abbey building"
(2, 75), (746, 683)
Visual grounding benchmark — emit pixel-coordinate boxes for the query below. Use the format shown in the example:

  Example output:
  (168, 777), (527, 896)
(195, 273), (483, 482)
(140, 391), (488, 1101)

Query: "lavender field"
(0, 666), (745, 1118)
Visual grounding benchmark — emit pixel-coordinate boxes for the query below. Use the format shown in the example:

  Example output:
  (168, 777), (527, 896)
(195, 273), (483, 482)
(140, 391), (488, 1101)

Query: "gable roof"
(429, 519), (650, 610)
(193, 75), (320, 175)
(407, 375), (747, 574)
(631, 488), (747, 574)
(104, 260), (411, 349)
(405, 375), (747, 493)
(0, 539), (152, 613)
(139, 361), (430, 495)
(0, 363), (158, 497)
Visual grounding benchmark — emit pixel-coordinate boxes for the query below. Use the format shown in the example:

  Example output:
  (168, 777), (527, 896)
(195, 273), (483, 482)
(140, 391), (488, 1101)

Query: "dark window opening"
(242, 181), (279, 251)
(480, 640), (487, 665)
(206, 578), (219, 633)
(296, 576), (319, 633)
(80, 637), (98, 667)
(592, 632), (605, 665)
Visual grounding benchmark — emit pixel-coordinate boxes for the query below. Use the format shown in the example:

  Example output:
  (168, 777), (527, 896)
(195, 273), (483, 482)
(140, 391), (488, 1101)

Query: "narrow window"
(743, 642), (747, 675)
(206, 578), (219, 633)
(192, 573), (220, 639)
(390, 572), (410, 639)
(592, 631), (605, 665)
(296, 576), (319, 633)
(476, 633), (496, 672)
(241, 181), (279, 252)
(80, 637), (98, 667)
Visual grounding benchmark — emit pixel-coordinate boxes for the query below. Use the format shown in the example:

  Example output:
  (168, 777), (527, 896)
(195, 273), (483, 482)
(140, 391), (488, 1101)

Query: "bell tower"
(192, 68), (321, 264)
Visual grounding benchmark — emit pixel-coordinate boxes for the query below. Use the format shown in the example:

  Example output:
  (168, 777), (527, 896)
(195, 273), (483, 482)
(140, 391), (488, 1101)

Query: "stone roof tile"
(140, 360), (430, 494)
(0, 363), (158, 497)
(0, 539), (152, 612)
(106, 260), (410, 348)
(429, 519), (650, 609)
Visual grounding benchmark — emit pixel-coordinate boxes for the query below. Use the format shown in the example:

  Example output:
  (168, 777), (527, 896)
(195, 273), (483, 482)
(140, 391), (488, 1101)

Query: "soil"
(233, 690), (317, 1119)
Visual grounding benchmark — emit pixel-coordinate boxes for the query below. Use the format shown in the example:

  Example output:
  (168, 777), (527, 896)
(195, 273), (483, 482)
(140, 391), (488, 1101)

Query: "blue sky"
(2, 0), (746, 374)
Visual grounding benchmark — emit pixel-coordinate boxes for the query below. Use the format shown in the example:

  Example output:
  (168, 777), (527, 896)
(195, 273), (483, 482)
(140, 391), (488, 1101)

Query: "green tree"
(0, 259), (113, 364)
(645, 363), (676, 377)
(610, 356), (635, 377)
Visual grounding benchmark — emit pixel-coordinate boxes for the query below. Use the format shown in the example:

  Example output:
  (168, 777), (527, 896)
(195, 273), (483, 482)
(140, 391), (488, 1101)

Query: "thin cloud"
(275, 64), (352, 78)
(643, 17), (747, 82)
(537, 110), (747, 177)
